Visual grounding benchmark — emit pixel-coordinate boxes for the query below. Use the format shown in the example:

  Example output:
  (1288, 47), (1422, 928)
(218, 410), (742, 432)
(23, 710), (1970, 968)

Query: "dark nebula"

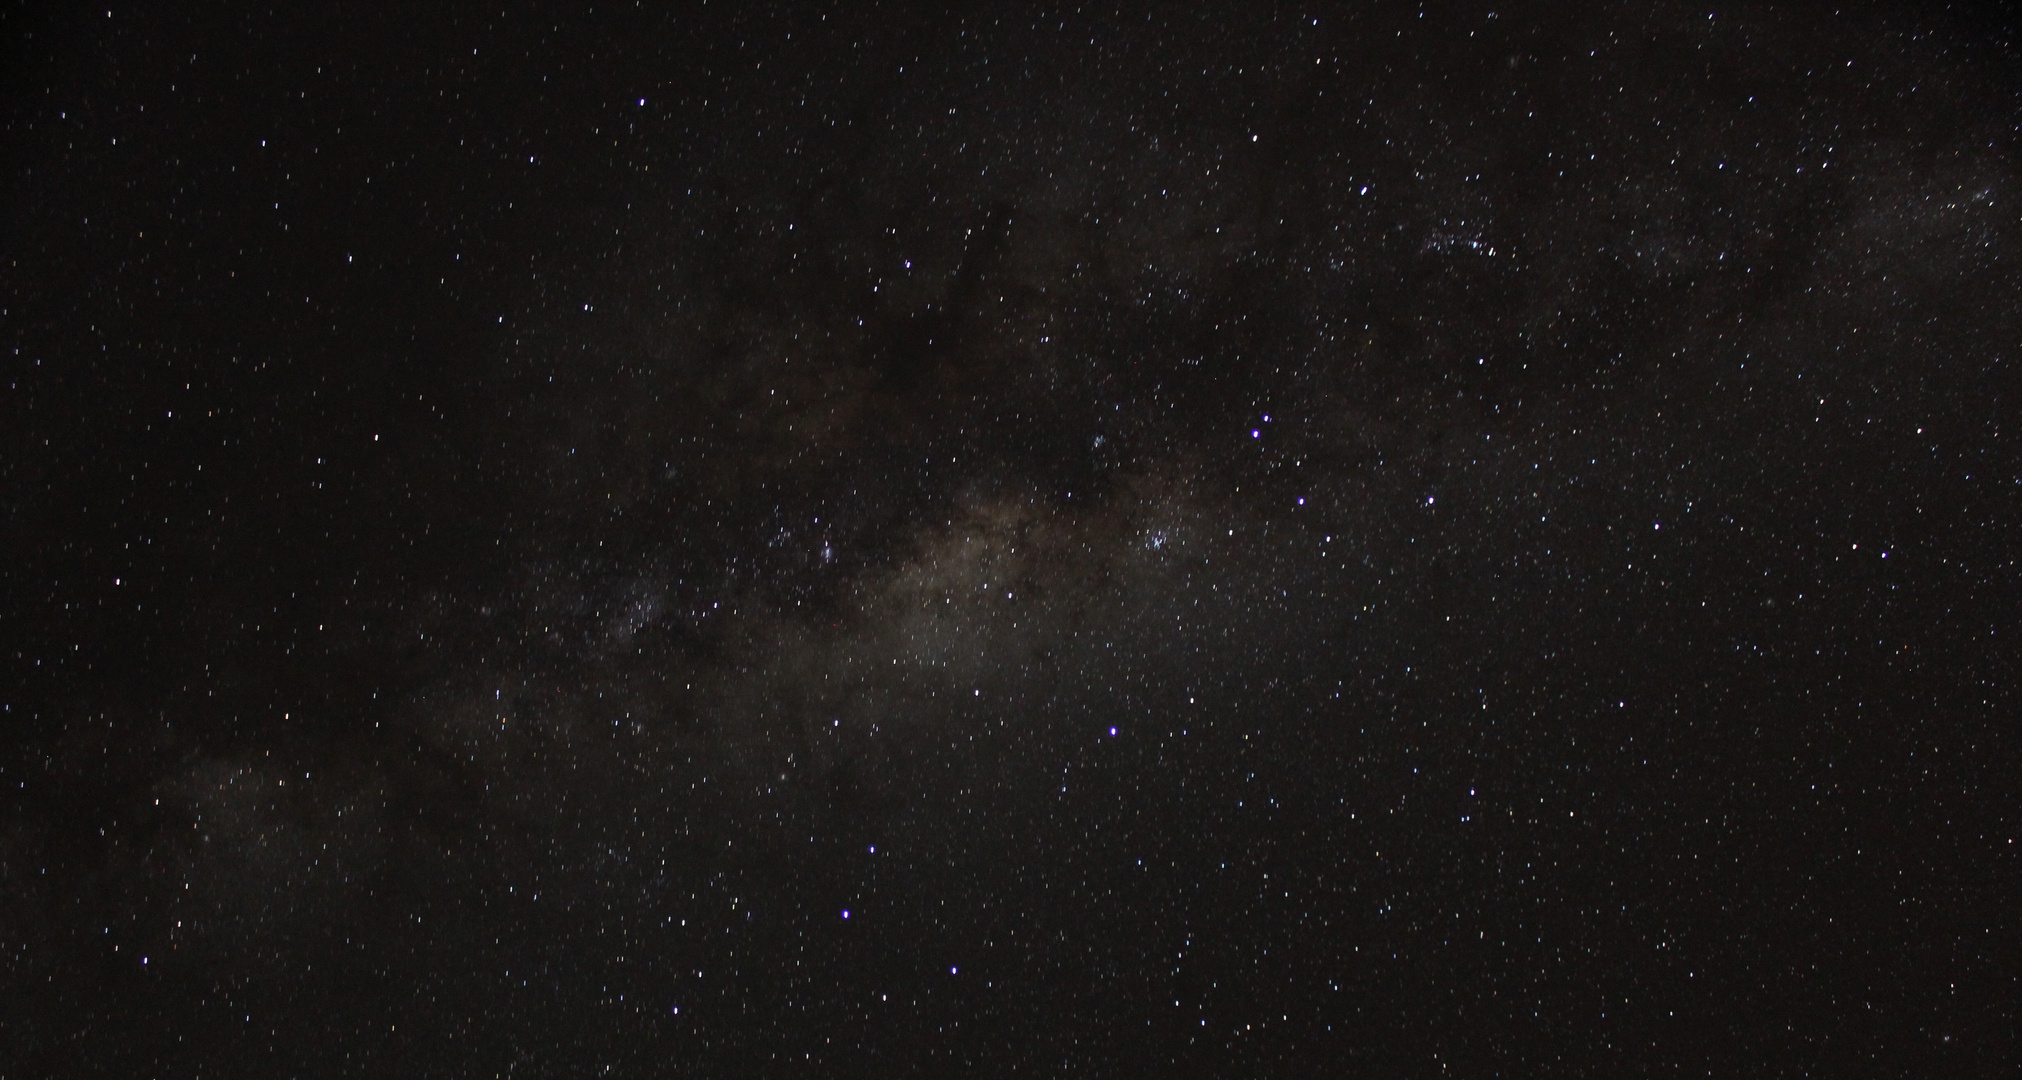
(5, 2), (2020, 1075)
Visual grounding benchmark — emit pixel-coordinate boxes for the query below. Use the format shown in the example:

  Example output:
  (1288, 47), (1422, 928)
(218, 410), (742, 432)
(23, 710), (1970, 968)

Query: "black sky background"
(5, 1), (2022, 1075)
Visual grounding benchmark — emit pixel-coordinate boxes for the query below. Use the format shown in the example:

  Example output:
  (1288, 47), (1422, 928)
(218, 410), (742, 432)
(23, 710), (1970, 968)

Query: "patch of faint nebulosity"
(604, 576), (667, 646)
(148, 759), (387, 970)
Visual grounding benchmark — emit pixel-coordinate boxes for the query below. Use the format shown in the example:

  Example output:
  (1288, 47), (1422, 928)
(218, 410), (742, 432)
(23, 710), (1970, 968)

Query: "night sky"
(5, 2), (2021, 1075)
